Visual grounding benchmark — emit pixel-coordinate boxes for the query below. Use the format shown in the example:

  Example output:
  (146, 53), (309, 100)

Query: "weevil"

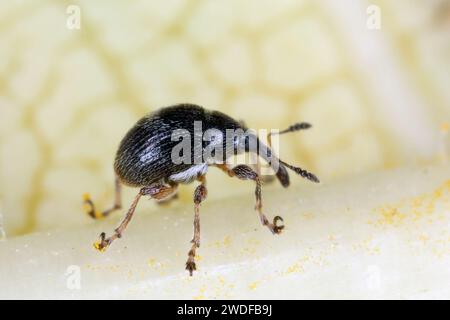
(83, 103), (319, 276)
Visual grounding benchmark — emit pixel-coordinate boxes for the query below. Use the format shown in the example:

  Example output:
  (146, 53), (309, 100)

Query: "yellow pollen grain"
(147, 258), (156, 267)
(285, 262), (304, 274)
(94, 210), (104, 219)
(249, 281), (260, 290)
(371, 180), (450, 227)
(223, 236), (231, 247)
(193, 286), (207, 300)
(419, 234), (429, 243)
(379, 207), (405, 225)
(93, 242), (105, 252)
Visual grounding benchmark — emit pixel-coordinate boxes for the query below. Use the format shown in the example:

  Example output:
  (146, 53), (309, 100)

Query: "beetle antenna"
(280, 122), (312, 134)
(268, 122), (312, 147)
(279, 160), (320, 183)
(251, 135), (319, 186)
(261, 122), (319, 184)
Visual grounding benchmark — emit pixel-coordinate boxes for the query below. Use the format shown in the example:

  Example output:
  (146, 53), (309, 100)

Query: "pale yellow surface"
(0, 0), (449, 299)
(0, 165), (449, 299)
(0, 0), (448, 237)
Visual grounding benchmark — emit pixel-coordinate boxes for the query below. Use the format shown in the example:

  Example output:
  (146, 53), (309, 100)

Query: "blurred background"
(0, 0), (449, 238)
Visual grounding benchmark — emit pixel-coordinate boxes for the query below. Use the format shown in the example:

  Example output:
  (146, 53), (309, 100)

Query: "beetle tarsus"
(270, 216), (285, 234)
(258, 210), (284, 235)
(185, 260), (196, 276)
(83, 193), (101, 219)
(83, 177), (123, 219)
(93, 232), (109, 252)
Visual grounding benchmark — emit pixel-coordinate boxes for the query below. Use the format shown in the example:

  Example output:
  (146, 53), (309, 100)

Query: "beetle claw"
(83, 193), (104, 219)
(93, 232), (109, 252)
(83, 193), (95, 217)
(185, 261), (196, 276)
(258, 212), (284, 234)
(271, 216), (284, 234)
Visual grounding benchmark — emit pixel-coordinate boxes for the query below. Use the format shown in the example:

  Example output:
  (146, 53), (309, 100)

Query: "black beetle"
(83, 103), (319, 276)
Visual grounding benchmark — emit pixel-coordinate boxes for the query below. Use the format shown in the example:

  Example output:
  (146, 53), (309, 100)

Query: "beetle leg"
(93, 190), (142, 252)
(216, 164), (284, 235)
(83, 176), (122, 219)
(186, 176), (207, 276)
(143, 182), (179, 201)
(93, 184), (178, 252)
